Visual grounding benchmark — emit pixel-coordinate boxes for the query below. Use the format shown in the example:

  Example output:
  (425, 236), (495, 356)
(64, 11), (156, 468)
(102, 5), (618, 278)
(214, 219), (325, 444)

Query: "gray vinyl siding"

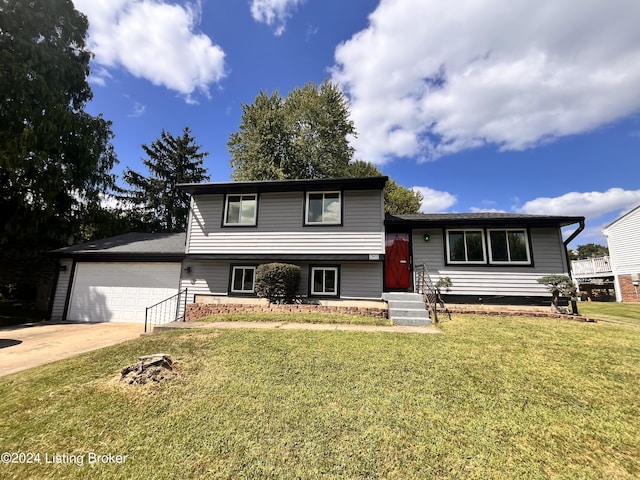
(179, 259), (382, 300)
(412, 227), (568, 298)
(605, 206), (640, 275)
(186, 190), (385, 255)
(340, 262), (383, 299)
(180, 260), (230, 300)
(50, 259), (73, 320)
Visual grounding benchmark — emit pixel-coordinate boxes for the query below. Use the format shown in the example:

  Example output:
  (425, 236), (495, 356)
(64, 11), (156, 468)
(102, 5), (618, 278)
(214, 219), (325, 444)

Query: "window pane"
(226, 196), (241, 223)
(313, 269), (324, 293)
(449, 232), (465, 261)
(323, 194), (340, 223)
(324, 269), (336, 293)
(508, 231), (528, 261)
(308, 194), (323, 223)
(243, 268), (254, 291)
(232, 269), (243, 291)
(240, 196), (256, 223)
(466, 232), (484, 261)
(490, 231), (508, 261)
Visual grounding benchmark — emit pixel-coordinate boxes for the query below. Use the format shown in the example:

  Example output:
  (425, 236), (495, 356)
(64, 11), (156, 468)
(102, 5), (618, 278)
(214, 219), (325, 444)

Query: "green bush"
(255, 263), (301, 304)
(537, 274), (577, 311)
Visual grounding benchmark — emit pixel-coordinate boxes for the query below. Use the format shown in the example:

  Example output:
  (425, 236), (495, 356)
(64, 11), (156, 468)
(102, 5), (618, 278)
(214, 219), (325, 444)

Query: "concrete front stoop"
(382, 292), (431, 326)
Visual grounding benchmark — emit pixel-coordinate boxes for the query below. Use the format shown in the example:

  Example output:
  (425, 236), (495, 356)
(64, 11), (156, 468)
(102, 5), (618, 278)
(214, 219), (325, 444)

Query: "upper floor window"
(305, 191), (341, 225)
(224, 194), (257, 226)
(446, 230), (486, 264)
(488, 229), (531, 264)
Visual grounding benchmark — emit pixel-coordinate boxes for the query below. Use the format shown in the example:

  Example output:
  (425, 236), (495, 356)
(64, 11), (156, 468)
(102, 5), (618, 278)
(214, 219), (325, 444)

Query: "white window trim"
(305, 191), (341, 225)
(310, 266), (339, 296)
(230, 266), (256, 293)
(223, 194), (257, 226)
(445, 229), (487, 264)
(487, 229), (532, 265)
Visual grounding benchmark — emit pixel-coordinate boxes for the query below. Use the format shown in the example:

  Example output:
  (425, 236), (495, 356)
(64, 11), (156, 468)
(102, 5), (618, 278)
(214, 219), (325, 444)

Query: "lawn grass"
(576, 301), (640, 326)
(1, 315), (639, 479)
(198, 311), (392, 326)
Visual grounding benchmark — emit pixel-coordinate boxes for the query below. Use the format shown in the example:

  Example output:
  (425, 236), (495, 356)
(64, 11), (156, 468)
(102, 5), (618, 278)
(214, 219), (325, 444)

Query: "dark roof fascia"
(49, 253), (185, 262)
(178, 176), (389, 195)
(385, 214), (585, 228)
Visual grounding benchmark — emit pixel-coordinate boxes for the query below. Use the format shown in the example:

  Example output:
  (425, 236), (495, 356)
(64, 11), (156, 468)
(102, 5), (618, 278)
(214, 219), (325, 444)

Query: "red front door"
(384, 233), (411, 290)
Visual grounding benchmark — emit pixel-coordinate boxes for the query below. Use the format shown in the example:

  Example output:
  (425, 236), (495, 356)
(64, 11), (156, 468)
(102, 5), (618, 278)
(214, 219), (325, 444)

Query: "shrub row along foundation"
(185, 303), (388, 321)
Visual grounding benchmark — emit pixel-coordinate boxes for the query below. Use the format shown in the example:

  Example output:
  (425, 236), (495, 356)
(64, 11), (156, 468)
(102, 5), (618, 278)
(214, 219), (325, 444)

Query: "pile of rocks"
(120, 353), (178, 385)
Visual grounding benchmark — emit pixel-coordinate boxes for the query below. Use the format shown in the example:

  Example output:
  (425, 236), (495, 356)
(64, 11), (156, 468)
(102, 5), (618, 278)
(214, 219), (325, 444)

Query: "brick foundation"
(185, 303), (389, 321)
(618, 275), (640, 303)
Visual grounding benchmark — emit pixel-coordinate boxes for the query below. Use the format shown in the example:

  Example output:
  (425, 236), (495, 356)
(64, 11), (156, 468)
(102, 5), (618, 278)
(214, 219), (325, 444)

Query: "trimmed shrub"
(255, 263), (301, 304)
(537, 274), (577, 311)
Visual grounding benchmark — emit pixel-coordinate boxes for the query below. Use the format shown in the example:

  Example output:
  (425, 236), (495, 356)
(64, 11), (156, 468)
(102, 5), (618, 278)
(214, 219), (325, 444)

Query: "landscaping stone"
(120, 353), (178, 385)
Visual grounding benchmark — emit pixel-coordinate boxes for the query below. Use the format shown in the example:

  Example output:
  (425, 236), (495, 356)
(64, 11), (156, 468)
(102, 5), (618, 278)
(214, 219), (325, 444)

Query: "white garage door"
(67, 263), (181, 323)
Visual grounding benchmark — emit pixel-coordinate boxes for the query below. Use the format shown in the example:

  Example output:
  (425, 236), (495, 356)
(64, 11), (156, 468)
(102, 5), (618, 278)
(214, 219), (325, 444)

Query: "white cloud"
(470, 207), (507, 214)
(411, 186), (457, 213)
(127, 102), (146, 118)
(88, 66), (112, 87)
(516, 188), (640, 219)
(74, 0), (225, 101)
(250, 0), (304, 36)
(331, 0), (640, 163)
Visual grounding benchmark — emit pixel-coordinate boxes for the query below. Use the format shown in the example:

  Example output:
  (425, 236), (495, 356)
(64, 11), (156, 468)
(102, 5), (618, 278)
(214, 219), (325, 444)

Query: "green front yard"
(577, 301), (640, 326)
(1, 313), (639, 479)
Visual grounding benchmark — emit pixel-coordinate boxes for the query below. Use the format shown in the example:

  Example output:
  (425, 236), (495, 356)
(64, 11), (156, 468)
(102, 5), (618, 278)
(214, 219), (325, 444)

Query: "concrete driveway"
(0, 322), (143, 377)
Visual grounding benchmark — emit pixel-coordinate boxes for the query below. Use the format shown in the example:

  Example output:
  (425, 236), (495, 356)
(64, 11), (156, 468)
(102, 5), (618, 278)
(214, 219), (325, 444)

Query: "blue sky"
(72, 0), (640, 246)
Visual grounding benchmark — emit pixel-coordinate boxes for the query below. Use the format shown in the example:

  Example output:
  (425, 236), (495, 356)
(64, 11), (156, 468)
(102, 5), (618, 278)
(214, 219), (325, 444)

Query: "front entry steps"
(383, 292), (431, 326)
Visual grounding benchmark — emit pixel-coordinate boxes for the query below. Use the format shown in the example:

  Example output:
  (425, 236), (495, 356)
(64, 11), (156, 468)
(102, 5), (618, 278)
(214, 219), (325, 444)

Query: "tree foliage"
(0, 0), (117, 253)
(120, 128), (209, 232)
(346, 160), (423, 214)
(228, 83), (422, 214)
(537, 274), (577, 311)
(228, 81), (355, 180)
(570, 243), (609, 260)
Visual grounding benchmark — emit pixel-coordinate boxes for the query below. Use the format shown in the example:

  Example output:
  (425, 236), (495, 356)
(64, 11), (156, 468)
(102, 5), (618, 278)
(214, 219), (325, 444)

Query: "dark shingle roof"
(386, 212), (584, 227)
(50, 232), (186, 257)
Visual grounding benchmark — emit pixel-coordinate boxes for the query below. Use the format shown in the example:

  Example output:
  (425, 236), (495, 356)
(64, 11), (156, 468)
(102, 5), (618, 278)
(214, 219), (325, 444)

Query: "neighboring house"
(603, 204), (640, 302)
(48, 177), (585, 323)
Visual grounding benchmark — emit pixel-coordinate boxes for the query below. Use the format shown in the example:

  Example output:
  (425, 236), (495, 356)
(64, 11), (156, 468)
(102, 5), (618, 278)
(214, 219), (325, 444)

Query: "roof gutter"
(563, 218), (585, 247)
(563, 218), (585, 275)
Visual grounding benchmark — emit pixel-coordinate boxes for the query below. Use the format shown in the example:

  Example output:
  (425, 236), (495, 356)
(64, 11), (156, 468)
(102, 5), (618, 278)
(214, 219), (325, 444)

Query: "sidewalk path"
(153, 321), (440, 335)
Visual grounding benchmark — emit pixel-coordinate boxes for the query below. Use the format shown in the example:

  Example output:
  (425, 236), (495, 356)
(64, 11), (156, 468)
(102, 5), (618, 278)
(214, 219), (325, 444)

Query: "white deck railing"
(571, 256), (613, 278)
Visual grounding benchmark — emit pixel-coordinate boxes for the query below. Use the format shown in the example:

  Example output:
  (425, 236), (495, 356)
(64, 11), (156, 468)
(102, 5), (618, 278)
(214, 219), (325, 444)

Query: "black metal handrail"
(414, 264), (439, 323)
(144, 288), (188, 333)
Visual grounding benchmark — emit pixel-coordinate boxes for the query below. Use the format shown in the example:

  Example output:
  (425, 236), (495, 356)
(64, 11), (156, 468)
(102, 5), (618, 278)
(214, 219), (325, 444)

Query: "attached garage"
(67, 262), (181, 323)
(48, 233), (186, 324)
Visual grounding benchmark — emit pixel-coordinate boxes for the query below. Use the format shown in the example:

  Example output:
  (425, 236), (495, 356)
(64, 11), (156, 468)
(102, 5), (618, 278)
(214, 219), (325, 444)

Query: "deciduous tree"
(0, 0), (117, 253)
(346, 160), (423, 214)
(228, 80), (354, 180)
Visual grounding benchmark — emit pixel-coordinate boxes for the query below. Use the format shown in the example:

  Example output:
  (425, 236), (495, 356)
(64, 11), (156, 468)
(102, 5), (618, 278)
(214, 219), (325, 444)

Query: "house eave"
(385, 214), (585, 229)
(178, 176), (388, 195)
(48, 253), (186, 262)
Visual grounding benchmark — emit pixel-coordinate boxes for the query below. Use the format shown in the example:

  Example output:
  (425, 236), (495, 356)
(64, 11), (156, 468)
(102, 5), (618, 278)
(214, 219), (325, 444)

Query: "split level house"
(48, 176), (585, 325)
